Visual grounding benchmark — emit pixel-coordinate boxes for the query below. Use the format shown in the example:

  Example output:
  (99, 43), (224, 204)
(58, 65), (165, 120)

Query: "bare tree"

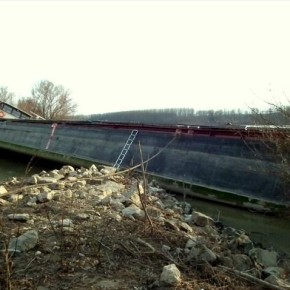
(0, 87), (15, 104)
(18, 80), (77, 120)
(17, 97), (42, 117)
(249, 103), (290, 202)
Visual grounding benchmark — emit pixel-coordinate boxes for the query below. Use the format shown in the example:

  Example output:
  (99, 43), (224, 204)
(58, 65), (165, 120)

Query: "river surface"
(0, 149), (63, 181)
(1, 149), (290, 254)
(175, 195), (290, 254)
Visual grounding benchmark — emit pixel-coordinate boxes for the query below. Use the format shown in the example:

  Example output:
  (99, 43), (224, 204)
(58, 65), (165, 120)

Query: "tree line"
(0, 80), (77, 120)
(80, 107), (290, 126)
(2, 80), (290, 126)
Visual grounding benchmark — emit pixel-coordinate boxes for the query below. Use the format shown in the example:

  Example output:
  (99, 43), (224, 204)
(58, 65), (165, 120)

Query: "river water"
(0, 149), (61, 181)
(175, 195), (290, 254)
(1, 148), (290, 254)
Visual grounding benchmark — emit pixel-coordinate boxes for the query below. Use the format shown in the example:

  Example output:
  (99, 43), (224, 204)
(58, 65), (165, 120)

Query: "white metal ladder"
(113, 129), (138, 169)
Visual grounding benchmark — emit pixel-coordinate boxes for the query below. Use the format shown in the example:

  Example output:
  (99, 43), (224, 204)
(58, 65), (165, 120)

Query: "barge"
(0, 109), (289, 213)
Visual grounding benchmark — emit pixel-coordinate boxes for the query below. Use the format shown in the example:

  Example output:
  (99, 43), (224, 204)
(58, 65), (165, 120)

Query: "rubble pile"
(0, 164), (289, 289)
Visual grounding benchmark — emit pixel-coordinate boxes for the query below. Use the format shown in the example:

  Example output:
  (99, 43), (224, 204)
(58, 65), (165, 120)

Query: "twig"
(134, 237), (183, 268)
(137, 180), (154, 231)
(96, 218), (113, 255)
(136, 237), (155, 253)
(15, 257), (37, 274)
(137, 141), (154, 232)
(218, 265), (283, 290)
(118, 241), (139, 257)
(1, 235), (13, 290)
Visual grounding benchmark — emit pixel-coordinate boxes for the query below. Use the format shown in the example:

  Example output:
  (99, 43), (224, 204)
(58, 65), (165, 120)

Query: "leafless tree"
(18, 80), (77, 120)
(17, 97), (42, 118)
(250, 103), (290, 201)
(0, 87), (15, 104)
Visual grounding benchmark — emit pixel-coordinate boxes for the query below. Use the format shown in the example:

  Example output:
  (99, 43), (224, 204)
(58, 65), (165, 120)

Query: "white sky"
(1, 0), (290, 115)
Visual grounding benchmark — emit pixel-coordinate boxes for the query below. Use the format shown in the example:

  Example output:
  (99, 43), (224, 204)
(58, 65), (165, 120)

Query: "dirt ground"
(0, 171), (279, 290)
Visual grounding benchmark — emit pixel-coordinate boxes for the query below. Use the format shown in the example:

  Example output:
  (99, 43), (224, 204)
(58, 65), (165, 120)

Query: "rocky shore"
(0, 164), (290, 289)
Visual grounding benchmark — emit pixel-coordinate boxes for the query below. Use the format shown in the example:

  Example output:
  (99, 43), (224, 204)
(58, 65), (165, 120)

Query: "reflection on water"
(175, 195), (290, 254)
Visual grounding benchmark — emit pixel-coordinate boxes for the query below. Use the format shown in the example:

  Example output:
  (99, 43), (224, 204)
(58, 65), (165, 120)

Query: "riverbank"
(0, 164), (290, 289)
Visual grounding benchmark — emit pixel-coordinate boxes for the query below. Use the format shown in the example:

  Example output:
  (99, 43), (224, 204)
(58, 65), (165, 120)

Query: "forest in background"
(76, 107), (290, 126)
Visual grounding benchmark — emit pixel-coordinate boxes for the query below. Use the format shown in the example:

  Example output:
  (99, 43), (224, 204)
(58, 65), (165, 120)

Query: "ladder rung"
(113, 130), (139, 169)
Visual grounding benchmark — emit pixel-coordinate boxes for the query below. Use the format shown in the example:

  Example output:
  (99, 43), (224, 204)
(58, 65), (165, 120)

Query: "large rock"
(160, 264), (181, 286)
(96, 181), (125, 196)
(0, 185), (7, 196)
(187, 244), (217, 264)
(192, 211), (214, 227)
(59, 165), (75, 175)
(54, 218), (73, 228)
(185, 236), (202, 249)
(48, 182), (65, 190)
(100, 166), (116, 175)
(25, 175), (38, 185)
(122, 204), (144, 219)
(89, 164), (99, 174)
(8, 230), (38, 252)
(37, 190), (55, 203)
(8, 213), (30, 222)
(48, 170), (64, 180)
(73, 180), (87, 189)
(249, 248), (278, 267)
(199, 245), (217, 263)
(8, 194), (23, 202)
(110, 200), (125, 211)
(232, 254), (253, 271)
(146, 206), (163, 219)
(36, 176), (58, 184)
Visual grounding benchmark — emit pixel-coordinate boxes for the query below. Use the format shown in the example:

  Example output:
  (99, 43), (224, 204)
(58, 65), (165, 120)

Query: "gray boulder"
(8, 230), (38, 252)
(160, 264), (181, 286)
(249, 248), (278, 267)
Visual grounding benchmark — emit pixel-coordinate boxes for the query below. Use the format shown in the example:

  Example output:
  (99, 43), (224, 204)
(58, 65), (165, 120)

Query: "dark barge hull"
(0, 119), (288, 213)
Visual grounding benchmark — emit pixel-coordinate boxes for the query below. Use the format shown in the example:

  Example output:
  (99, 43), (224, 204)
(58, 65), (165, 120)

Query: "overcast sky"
(1, 0), (290, 115)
